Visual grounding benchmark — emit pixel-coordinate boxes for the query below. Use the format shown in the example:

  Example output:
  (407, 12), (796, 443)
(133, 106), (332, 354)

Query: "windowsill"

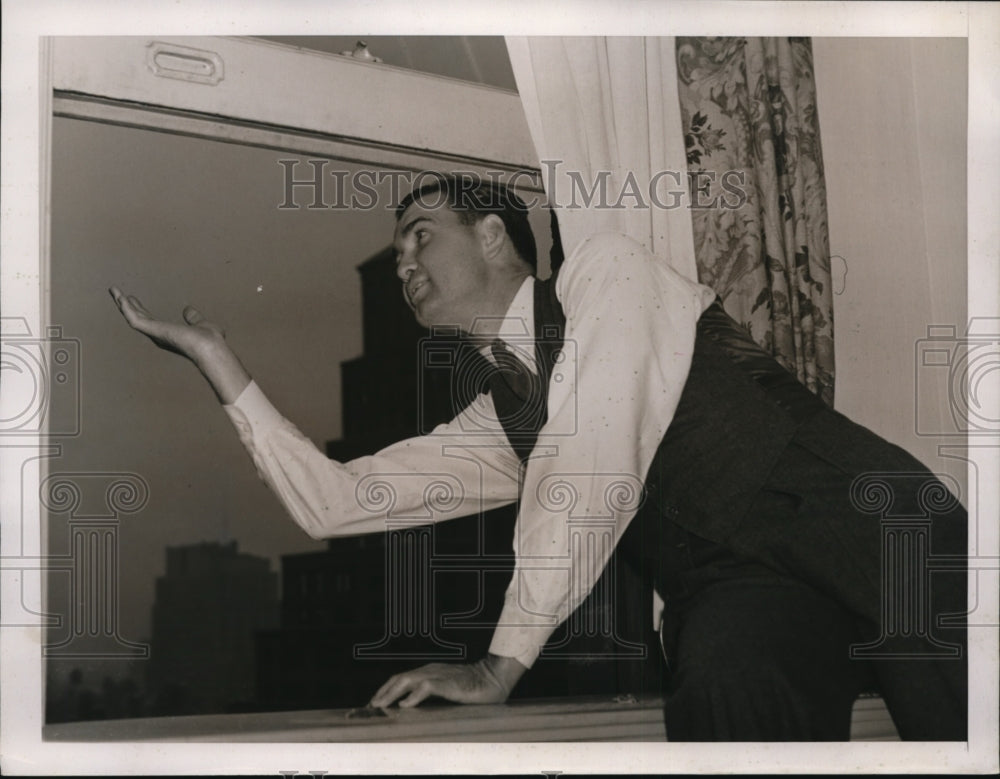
(42, 694), (899, 742)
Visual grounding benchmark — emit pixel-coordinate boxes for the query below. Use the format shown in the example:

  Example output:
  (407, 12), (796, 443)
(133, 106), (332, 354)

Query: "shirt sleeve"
(224, 380), (522, 539)
(488, 232), (717, 668)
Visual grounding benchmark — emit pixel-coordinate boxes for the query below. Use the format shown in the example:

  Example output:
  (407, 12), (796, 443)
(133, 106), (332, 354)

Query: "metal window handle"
(146, 41), (224, 86)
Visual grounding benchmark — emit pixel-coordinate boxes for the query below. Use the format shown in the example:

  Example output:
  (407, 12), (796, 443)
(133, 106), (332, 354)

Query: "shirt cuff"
(488, 595), (561, 669)
(223, 380), (285, 432)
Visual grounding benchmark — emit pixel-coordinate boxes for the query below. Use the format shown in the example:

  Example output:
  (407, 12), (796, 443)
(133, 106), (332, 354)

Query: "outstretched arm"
(109, 285), (521, 541)
(111, 286), (528, 707)
(109, 286), (251, 404)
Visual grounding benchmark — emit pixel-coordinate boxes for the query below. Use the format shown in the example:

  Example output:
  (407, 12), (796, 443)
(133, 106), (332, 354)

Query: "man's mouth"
(406, 279), (427, 306)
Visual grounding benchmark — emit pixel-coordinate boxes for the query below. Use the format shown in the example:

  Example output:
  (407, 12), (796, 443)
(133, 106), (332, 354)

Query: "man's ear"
(476, 214), (508, 261)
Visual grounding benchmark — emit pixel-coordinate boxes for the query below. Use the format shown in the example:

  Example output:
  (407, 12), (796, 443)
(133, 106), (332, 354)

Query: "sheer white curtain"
(505, 36), (697, 281)
(506, 36), (695, 631)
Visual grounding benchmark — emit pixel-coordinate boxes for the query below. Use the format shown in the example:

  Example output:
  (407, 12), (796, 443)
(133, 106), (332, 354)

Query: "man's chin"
(412, 305), (437, 329)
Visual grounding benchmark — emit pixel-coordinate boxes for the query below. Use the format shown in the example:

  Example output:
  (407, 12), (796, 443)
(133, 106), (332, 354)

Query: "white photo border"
(2, 0), (997, 774)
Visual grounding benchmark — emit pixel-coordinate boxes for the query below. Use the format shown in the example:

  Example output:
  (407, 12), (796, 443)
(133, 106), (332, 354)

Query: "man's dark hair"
(396, 174), (537, 273)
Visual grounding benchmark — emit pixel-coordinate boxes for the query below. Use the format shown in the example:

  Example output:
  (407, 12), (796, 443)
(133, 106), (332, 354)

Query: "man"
(111, 176), (967, 740)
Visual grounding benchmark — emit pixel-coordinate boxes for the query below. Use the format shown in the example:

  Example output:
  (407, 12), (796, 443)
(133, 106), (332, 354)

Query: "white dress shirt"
(224, 232), (716, 668)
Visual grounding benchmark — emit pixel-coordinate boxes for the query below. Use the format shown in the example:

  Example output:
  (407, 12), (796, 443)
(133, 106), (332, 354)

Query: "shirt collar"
(473, 276), (536, 373)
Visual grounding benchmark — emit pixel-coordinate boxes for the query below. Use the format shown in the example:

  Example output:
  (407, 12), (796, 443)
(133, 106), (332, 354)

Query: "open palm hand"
(109, 286), (251, 404)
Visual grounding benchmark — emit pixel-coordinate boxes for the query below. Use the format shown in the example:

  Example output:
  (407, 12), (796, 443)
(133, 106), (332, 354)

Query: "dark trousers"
(658, 436), (968, 741)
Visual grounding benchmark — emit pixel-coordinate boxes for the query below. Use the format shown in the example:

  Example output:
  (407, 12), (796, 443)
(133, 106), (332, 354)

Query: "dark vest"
(485, 270), (829, 555)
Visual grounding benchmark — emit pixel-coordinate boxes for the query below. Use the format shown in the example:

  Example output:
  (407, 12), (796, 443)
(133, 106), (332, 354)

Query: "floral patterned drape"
(676, 37), (835, 404)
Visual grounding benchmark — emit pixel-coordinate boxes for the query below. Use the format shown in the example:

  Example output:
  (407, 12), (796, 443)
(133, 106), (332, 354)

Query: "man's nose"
(396, 254), (417, 282)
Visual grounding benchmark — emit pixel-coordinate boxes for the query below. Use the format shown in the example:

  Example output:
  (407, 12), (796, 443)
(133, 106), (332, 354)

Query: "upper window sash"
(51, 36), (539, 173)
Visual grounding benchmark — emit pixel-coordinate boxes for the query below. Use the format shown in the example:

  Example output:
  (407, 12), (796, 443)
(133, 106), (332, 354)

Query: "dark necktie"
(490, 339), (533, 402)
(488, 338), (545, 462)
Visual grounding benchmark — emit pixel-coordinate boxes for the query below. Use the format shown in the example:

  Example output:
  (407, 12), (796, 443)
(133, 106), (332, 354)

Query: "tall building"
(147, 540), (278, 715)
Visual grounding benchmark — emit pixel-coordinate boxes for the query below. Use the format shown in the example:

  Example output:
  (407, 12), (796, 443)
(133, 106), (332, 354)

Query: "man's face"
(393, 198), (489, 330)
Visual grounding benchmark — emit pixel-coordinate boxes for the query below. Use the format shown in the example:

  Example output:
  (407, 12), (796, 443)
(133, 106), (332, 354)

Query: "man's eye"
(415, 229), (428, 242)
